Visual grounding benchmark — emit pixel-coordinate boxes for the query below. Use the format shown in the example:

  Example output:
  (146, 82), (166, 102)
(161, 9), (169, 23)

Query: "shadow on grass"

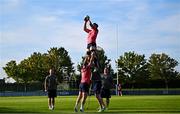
(0, 107), (41, 113)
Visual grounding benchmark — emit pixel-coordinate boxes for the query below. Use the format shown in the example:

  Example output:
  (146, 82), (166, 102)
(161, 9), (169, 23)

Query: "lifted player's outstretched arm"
(89, 20), (94, 29)
(83, 16), (91, 33)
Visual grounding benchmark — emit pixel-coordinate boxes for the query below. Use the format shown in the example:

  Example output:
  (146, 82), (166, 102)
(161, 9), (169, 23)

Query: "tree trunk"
(24, 83), (27, 92)
(165, 79), (169, 94)
(165, 79), (168, 89)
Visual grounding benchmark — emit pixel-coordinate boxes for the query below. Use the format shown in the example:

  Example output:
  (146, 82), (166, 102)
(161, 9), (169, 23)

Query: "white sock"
(49, 105), (52, 109)
(80, 104), (84, 109)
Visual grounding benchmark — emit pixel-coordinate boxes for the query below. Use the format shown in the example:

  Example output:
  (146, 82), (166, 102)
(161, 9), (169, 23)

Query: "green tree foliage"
(96, 49), (111, 73)
(24, 52), (49, 82)
(117, 51), (149, 88)
(47, 47), (74, 82)
(178, 73), (180, 79)
(148, 53), (179, 88)
(3, 60), (19, 83)
(3, 48), (180, 89)
(3, 47), (74, 85)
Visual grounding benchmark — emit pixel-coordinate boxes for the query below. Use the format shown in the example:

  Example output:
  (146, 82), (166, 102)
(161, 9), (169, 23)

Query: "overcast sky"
(0, 0), (180, 81)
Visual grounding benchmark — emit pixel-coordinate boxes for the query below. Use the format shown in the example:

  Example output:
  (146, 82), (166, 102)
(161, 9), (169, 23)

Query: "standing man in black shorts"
(101, 67), (114, 109)
(44, 69), (57, 110)
(91, 66), (106, 112)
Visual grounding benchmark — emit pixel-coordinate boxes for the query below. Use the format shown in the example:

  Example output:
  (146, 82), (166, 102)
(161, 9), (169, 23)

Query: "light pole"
(116, 61), (119, 95)
(116, 24), (119, 96)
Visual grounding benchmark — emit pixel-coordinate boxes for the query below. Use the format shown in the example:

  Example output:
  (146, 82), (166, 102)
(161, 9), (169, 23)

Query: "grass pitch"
(0, 95), (180, 114)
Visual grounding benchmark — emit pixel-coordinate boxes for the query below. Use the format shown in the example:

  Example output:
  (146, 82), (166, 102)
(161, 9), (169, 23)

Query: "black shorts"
(48, 89), (57, 98)
(87, 42), (96, 50)
(92, 81), (102, 94)
(101, 88), (111, 98)
(79, 83), (90, 93)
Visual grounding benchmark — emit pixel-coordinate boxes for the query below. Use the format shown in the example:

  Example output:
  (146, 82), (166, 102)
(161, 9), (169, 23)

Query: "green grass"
(0, 95), (180, 114)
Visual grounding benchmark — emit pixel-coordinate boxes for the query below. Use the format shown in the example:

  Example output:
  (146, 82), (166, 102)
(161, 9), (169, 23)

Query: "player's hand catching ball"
(84, 15), (90, 22)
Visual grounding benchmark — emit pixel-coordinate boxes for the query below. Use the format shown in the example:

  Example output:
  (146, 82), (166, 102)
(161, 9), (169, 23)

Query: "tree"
(18, 59), (33, 91)
(26, 52), (49, 82)
(3, 60), (19, 83)
(3, 47), (74, 87)
(148, 53), (179, 89)
(47, 47), (74, 83)
(117, 51), (149, 88)
(3, 60), (32, 91)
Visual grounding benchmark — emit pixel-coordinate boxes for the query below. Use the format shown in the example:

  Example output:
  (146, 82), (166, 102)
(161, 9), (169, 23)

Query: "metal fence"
(1, 89), (180, 96)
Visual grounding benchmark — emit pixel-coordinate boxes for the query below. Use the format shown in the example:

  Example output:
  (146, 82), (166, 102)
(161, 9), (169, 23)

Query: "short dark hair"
(93, 23), (98, 28)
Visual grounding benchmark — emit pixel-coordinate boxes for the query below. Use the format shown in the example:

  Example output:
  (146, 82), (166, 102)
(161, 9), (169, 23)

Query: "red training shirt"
(86, 29), (98, 44)
(80, 65), (91, 84)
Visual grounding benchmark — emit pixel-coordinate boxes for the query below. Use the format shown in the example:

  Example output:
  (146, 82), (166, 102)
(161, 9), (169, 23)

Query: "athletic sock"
(49, 105), (52, 110)
(102, 106), (106, 110)
(80, 104), (84, 112)
(52, 105), (54, 110)
(80, 104), (83, 109)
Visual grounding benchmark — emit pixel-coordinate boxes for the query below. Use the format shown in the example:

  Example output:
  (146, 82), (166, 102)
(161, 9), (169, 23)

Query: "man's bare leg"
(80, 92), (88, 112)
(51, 98), (55, 110)
(74, 92), (82, 112)
(48, 98), (52, 110)
(95, 94), (105, 109)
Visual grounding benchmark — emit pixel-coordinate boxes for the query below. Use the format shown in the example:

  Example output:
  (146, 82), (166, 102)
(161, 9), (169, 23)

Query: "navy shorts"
(48, 89), (57, 98)
(101, 88), (111, 98)
(79, 83), (90, 93)
(87, 42), (96, 50)
(92, 81), (102, 94)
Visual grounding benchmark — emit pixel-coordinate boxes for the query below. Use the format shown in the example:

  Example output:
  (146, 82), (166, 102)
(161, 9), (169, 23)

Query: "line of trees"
(117, 52), (179, 89)
(3, 47), (74, 91)
(3, 47), (180, 91)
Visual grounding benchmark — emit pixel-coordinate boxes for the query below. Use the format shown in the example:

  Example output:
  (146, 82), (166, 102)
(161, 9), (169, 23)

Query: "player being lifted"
(83, 15), (100, 68)
(84, 15), (98, 53)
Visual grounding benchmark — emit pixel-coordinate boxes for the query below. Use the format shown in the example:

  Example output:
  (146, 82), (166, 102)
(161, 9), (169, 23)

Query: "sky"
(0, 0), (180, 82)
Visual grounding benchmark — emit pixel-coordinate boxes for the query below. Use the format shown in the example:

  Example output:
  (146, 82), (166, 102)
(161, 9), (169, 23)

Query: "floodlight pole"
(116, 24), (119, 96)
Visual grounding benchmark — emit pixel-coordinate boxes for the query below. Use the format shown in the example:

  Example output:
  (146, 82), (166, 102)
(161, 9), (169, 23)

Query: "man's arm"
(89, 20), (94, 28)
(84, 21), (91, 33)
(88, 52), (95, 66)
(44, 77), (48, 92)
